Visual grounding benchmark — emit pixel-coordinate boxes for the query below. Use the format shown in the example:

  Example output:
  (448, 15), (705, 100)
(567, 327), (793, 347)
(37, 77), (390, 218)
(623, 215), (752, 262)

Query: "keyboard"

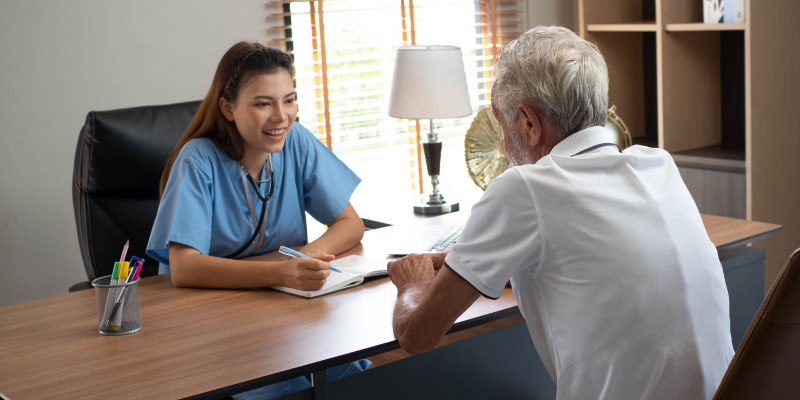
(426, 225), (464, 252)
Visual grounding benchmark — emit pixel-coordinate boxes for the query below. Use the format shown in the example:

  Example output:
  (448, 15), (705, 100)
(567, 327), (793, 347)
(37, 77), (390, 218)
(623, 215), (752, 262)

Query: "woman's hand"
(294, 245), (336, 262)
(280, 258), (332, 290)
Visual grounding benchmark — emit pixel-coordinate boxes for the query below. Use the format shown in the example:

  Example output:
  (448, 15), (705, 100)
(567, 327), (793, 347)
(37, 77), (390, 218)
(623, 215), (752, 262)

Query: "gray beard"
(509, 127), (535, 166)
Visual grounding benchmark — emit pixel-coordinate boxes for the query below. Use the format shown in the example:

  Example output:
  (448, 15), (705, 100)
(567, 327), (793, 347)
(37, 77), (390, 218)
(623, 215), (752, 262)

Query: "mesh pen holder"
(92, 275), (143, 336)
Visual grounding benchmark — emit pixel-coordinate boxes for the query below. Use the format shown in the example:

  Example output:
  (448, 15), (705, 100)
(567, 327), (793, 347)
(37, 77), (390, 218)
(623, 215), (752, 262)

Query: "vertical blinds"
(271, 0), (523, 198)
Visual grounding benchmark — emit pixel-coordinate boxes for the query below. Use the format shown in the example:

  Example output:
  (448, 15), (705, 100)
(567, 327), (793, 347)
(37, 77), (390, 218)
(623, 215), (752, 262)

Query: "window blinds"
(271, 0), (523, 200)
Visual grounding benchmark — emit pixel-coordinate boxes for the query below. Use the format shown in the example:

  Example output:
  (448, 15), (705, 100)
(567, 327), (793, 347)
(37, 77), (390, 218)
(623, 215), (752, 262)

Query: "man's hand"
(388, 253), (437, 293)
(431, 251), (449, 273)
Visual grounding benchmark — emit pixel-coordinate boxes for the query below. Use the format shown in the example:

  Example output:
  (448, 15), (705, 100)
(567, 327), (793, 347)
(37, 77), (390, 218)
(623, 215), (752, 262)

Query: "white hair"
(493, 26), (608, 138)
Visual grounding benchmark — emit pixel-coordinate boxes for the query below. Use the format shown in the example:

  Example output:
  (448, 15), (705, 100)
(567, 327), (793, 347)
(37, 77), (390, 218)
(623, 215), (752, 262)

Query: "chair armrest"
(362, 218), (392, 231)
(68, 281), (93, 293)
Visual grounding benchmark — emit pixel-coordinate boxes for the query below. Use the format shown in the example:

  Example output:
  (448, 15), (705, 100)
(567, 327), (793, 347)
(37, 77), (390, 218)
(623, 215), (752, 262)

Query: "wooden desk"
(0, 244), (516, 400)
(365, 210), (782, 251)
(701, 214), (782, 250)
(0, 213), (781, 400)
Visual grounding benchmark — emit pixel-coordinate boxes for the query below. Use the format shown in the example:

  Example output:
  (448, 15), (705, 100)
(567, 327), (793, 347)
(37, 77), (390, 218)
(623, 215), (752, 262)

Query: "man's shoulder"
(529, 144), (676, 174)
(485, 167), (528, 193)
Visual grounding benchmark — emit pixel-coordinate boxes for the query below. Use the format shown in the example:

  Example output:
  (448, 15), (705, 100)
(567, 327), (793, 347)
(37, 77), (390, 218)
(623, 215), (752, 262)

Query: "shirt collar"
(547, 126), (617, 158)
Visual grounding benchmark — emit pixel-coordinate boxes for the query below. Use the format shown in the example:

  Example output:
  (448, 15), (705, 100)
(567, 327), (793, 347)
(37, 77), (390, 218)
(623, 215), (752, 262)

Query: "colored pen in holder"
(91, 275), (142, 336)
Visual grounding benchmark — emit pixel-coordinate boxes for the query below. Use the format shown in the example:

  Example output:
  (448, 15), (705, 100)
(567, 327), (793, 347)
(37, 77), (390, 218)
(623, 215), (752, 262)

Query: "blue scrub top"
(146, 123), (360, 273)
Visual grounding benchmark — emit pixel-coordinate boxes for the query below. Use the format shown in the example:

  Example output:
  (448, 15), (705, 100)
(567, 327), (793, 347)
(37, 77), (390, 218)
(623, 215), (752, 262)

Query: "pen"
(101, 262), (121, 330)
(119, 240), (129, 263)
(126, 259), (143, 284)
(278, 246), (341, 273)
(110, 262), (130, 331)
(133, 258), (145, 280)
(128, 260), (143, 283)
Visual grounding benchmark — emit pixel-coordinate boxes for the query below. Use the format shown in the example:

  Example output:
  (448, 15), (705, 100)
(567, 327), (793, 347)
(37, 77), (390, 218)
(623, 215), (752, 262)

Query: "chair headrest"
(74, 100), (202, 198)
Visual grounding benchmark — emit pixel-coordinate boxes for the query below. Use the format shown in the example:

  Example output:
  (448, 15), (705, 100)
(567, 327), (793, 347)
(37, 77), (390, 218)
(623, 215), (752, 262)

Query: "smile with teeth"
(263, 128), (286, 136)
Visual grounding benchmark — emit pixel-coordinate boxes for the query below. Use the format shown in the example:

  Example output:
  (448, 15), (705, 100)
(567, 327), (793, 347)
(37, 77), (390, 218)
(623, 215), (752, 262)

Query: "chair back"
(72, 101), (201, 280)
(714, 248), (800, 399)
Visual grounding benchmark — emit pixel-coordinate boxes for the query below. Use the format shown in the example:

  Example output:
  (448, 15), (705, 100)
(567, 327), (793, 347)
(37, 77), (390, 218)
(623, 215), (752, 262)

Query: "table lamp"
(388, 45), (473, 214)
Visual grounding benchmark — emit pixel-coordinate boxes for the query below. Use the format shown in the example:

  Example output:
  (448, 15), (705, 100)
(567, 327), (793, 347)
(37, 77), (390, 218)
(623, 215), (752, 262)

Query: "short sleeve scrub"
(146, 123), (371, 400)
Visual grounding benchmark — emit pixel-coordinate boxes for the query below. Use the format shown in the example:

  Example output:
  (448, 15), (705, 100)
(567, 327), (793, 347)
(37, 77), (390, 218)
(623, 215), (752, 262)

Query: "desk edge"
(181, 306), (521, 400)
(715, 226), (783, 252)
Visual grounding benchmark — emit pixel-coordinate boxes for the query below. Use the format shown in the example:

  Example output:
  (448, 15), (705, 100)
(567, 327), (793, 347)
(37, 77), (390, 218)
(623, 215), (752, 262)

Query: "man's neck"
(530, 131), (564, 163)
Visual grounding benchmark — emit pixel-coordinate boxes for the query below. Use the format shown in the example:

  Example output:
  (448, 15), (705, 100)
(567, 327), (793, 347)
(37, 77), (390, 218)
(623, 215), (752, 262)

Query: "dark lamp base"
(413, 195), (460, 215)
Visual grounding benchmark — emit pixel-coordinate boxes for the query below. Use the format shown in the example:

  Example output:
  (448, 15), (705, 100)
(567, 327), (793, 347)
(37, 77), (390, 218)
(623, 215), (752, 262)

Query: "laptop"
(362, 223), (464, 256)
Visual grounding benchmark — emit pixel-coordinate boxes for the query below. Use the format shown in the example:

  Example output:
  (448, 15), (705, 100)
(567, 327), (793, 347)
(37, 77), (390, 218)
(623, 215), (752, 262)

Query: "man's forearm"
(389, 258), (482, 355)
(393, 284), (434, 354)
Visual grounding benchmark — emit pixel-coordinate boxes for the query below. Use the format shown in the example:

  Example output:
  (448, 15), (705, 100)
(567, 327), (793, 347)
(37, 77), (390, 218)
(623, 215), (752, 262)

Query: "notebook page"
(270, 270), (363, 298)
(331, 255), (389, 277)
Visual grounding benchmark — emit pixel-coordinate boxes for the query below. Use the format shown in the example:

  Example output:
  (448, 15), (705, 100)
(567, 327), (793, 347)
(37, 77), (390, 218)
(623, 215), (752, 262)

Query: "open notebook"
(269, 255), (388, 298)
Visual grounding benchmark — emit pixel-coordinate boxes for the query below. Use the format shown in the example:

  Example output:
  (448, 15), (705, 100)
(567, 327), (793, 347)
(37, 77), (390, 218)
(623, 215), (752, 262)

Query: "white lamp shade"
(388, 46), (473, 120)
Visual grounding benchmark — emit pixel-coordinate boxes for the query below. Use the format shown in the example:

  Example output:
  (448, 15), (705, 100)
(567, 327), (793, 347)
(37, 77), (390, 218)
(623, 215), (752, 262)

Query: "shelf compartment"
(632, 136), (658, 148)
(586, 30), (658, 145)
(671, 144), (746, 172)
(587, 22), (657, 32)
(581, 0), (655, 26)
(666, 23), (746, 32)
(661, 30), (724, 153)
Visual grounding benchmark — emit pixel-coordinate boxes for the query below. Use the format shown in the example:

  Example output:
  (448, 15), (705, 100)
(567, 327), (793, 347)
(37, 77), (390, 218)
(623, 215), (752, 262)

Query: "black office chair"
(71, 100), (390, 292)
(71, 101), (202, 291)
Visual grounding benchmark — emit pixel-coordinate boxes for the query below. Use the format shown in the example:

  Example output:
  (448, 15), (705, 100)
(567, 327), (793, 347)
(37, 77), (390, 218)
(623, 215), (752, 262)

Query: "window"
(272, 0), (524, 230)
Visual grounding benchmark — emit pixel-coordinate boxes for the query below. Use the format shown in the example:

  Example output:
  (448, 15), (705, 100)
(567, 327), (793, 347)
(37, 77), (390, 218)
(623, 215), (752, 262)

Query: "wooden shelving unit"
(579, 0), (800, 293)
(666, 23), (746, 32)
(587, 22), (657, 32)
(579, 0), (747, 156)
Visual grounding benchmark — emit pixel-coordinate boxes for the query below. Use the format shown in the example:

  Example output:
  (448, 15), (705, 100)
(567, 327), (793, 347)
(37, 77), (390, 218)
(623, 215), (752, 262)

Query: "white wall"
(0, 0), (278, 306)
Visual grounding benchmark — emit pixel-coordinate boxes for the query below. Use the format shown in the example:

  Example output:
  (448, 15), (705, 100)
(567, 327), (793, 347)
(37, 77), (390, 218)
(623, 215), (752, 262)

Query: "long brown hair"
(159, 42), (294, 197)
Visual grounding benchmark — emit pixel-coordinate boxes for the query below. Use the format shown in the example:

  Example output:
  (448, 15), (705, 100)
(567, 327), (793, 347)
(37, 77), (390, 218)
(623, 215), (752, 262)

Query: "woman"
(146, 42), (370, 400)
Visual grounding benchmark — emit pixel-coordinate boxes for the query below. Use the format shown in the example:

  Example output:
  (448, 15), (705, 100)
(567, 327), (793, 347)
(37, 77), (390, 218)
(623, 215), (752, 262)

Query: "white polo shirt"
(445, 126), (734, 400)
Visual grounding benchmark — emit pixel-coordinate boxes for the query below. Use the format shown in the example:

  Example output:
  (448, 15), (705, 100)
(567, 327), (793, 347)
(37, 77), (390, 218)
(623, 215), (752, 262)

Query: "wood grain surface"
(0, 213), (780, 399)
(749, 0), (800, 293)
(0, 240), (516, 400)
(701, 214), (781, 250)
(661, 29), (722, 153)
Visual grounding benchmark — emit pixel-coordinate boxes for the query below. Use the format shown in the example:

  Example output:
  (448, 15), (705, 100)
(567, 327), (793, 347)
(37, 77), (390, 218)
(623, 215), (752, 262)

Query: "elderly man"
(387, 26), (734, 399)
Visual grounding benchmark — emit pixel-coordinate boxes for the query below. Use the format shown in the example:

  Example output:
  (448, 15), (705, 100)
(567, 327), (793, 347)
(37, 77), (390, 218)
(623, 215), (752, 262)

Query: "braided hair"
(159, 42), (295, 197)
(219, 43), (295, 103)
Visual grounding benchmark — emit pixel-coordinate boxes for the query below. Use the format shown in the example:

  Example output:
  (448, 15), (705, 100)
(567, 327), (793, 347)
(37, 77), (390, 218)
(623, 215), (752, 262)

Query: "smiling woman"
(150, 42), (365, 286)
(146, 41), (372, 399)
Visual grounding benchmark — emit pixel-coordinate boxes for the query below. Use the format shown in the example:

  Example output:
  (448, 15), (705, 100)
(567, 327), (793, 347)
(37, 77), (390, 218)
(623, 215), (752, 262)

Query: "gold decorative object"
(464, 108), (511, 191)
(605, 105), (632, 149)
(464, 106), (633, 191)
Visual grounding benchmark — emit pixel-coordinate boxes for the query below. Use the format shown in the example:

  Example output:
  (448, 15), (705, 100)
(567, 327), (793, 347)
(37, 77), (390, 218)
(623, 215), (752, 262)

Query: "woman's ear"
(219, 97), (236, 122)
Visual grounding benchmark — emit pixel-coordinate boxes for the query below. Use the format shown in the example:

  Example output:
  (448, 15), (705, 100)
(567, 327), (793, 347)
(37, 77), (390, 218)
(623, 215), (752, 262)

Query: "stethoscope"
(225, 154), (275, 259)
(570, 142), (621, 157)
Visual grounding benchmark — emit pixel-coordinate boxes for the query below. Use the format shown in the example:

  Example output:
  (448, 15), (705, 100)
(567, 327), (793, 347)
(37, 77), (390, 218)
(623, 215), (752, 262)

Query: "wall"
(0, 0), (277, 306)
